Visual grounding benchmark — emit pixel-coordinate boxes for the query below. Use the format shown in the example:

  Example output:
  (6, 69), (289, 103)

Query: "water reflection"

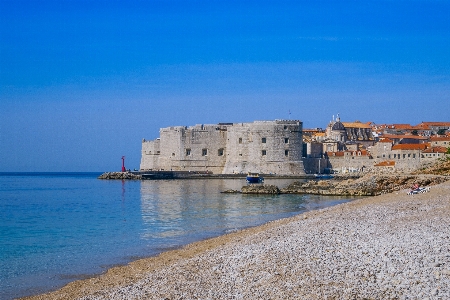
(139, 179), (355, 244)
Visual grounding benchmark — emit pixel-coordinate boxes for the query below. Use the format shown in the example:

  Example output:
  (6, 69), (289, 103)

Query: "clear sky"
(1, 0), (449, 172)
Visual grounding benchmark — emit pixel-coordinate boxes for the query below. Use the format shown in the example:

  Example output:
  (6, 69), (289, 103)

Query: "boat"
(246, 172), (264, 183)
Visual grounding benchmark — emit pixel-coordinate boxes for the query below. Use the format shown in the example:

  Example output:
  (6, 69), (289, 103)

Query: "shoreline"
(98, 171), (317, 180)
(24, 180), (450, 299)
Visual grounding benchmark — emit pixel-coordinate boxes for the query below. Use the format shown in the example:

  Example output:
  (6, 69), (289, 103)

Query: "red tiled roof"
(430, 136), (450, 141)
(414, 124), (431, 130)
(392, 124), (413, 129)
(378, 138), (393, 143)
(326, 151), (344, 157)
(422, 146), (448, 153)
(417, 122), (450, 127)
(313, 132), (326, 137)
(374, 161), (395, 167)
(381, 134), (428, 140)
(391, 144), (427, 151)
(341, 122), (372, 129)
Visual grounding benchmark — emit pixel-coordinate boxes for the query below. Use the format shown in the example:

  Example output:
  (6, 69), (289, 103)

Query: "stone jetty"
(25, 178), (450, 300)
(98, 172), (142, 180)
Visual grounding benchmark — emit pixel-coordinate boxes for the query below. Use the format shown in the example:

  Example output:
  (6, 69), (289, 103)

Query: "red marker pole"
(121, 156), (126, 172)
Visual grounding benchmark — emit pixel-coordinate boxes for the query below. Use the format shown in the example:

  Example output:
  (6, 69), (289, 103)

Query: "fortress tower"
(140, 120), (305, 175)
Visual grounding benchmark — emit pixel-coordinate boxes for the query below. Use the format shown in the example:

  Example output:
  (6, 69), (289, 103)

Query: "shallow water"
(0, 173), (355, 299)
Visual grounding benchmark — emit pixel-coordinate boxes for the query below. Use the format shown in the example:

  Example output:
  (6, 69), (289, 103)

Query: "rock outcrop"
(241, 184), (280, 194)
(221, 189), (241, 194)
(98, 172), (142, 180)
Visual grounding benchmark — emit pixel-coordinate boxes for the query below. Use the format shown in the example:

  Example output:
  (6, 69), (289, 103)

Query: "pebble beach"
(26, 180), (450, 300)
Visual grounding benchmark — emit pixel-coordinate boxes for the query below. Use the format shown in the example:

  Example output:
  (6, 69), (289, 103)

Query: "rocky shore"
(281, 173), (449, 196)
(25, 178), (450, 300)
(226, 173), (449, 196)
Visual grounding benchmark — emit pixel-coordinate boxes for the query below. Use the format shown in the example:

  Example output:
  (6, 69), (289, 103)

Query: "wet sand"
(25, 181), (450, 299)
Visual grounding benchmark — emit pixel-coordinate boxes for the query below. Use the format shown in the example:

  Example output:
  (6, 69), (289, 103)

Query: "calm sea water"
(0, 172), (355, 299)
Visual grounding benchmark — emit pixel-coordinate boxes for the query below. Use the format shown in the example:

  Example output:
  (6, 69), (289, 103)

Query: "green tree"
(411, 130), (418, 136)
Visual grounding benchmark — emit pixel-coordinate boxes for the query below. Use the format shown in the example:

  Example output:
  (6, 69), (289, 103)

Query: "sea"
(0, 172), (355, 299)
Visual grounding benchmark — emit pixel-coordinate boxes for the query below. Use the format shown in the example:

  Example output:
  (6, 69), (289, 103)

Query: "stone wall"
(141, 124), (229, 174)
(223, 120), (304, 174)
(306, 142), (323, 158)
(140, 138), (161, 170)
(327, 156), (373, 173)
(140, 120), (305, 175)
(302, 158), (329, 174)
(327, 152), (438, 173)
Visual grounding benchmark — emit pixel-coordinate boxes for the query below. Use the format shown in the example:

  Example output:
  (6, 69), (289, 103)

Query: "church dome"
(332, 121), (345, 131)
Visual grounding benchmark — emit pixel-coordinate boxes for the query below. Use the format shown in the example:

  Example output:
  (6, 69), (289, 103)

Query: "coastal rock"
(98, 172), (142, 180)
(221, 189), (241, 194)
(241, 184), (280, 194)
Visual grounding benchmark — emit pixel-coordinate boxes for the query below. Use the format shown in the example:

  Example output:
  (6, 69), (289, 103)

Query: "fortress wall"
(372, 153), (428, 172)
(328, 153), (435, 173)
(140, 120), (305, 175)
(302, 158), (329, 174)
(142, 124), (229, 173)
(158, 126), (189, 171)
(328, 156), (373, 173)
(306, 142), (323, 158)
(383, 158), (422, 171)
(176, 124), (228, 173)
(223, 120), (304, 175)
(140, 139), (161, 170)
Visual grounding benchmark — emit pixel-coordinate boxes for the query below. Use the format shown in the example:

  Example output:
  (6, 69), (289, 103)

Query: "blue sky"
(1, 0), (449, 172)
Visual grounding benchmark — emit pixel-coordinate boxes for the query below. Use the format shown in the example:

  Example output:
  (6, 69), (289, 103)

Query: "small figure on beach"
(407, 182), (430, 195)
(411, 183), (420, 191)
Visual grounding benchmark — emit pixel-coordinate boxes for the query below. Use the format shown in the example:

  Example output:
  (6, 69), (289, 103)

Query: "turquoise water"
(0, 173), (354, 299)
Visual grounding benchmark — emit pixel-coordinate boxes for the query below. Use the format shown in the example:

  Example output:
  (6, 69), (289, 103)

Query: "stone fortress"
(140, 120), (305, 175)
(140, 116), (450, 175)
